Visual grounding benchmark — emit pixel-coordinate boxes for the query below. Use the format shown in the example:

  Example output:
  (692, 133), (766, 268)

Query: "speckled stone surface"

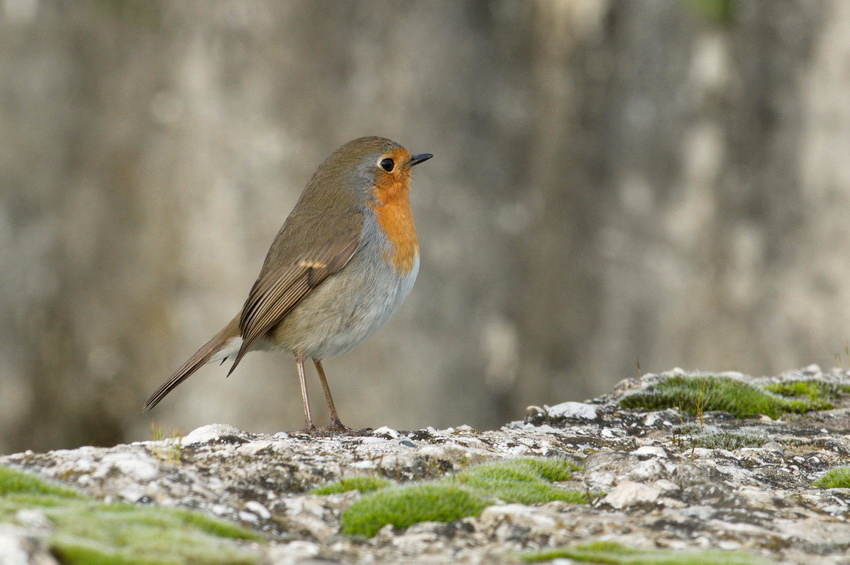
(3, 366), (850, 564)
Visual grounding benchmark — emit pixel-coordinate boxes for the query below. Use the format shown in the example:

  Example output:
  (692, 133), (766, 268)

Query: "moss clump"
(0, 466), (263, 564)
(813, 467), (850, 489)
(765, 380), (849, 408)
(521, 540), (771, 564)
(341, 484), (489, 537)
(0, 466), (83, 498)
(620, 375), (832, 419)
(338, 458), (585, 537)
(309, 476), (392, 495)
(452, 459), (587, 505)
(687, 432), (769, 450)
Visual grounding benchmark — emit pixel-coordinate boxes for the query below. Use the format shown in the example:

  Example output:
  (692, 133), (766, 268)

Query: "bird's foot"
(297, 424), (319, 435)
(321, 418), (353, 434)
(295, 422), (353, 435)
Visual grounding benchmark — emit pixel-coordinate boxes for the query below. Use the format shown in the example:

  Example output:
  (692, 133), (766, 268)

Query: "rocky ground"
(3, 366), (850, 564)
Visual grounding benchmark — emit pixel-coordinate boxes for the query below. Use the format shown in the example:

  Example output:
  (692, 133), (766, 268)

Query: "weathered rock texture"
(3, 366), (850, 563)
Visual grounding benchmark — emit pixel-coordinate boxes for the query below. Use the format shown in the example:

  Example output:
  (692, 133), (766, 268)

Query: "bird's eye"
(379, 158), (394, 172)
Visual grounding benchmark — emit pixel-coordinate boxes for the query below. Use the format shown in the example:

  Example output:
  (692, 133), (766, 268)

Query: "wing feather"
(226, 236), (360, 375)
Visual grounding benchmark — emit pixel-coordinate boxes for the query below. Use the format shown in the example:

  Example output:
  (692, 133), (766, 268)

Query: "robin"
(143, 136), (432, 432)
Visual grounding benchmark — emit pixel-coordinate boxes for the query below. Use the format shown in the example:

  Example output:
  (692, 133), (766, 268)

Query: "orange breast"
(370, 152), (419, 274)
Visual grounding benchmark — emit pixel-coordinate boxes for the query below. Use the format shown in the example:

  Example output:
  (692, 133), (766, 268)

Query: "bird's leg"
(296, 355), (317, 432)
(314, 360), (351, 432)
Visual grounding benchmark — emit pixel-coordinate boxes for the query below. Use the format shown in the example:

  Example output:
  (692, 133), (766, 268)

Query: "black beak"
(408, 153), (433, 167)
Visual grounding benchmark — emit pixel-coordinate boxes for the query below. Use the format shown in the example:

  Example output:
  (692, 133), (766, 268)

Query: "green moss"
(765, 380), (849, 407)
(452, 459), (587, 505)
(522, 540), (770, 564)
(309, 476), (392, 495)
(339, 458), (586, 537)
(0, 466), (82, 498)
(169, 507), (264, 540)
(813, 467), (850, 489)
(50, 539), (152, 565)
(620, 375), (832, 419)
(341, 484), (489, 537)
(0, 466), (263, 564)
(687, 432), (769, 450)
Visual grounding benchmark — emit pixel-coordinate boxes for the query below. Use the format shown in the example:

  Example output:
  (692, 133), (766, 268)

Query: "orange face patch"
(370, 147), (419, 274)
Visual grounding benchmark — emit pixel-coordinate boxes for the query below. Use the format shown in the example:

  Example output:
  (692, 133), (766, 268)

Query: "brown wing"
(226, 236), (360, 375)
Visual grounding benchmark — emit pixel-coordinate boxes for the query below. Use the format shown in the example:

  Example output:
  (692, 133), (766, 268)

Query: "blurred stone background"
(3, 0), (850, 452)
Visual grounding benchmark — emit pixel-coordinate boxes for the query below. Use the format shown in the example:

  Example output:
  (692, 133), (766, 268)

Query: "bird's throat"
(371, 177), (419, 274)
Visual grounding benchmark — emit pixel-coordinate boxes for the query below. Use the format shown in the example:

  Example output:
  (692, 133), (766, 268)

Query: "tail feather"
(143, 315), (241, 411)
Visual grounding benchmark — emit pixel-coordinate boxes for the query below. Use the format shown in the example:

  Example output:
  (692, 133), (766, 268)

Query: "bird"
(143, 136), (432, 432)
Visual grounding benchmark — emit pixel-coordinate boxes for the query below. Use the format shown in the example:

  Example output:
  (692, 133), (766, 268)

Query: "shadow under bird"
(143, 136), (433, 432)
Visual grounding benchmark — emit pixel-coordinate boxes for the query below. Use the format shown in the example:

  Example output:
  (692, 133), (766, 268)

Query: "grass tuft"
(148, 422), (184, 465)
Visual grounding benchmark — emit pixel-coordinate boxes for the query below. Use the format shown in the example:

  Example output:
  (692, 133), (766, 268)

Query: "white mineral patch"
(182, 424), (244, 445)
(546, 402), (599, 420)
